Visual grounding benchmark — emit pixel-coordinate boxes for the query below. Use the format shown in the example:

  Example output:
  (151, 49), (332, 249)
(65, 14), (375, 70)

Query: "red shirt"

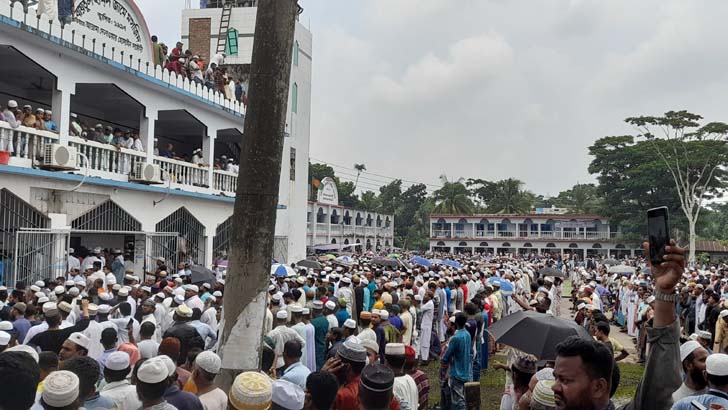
(460, 285), (468, 305)
(333, 376), (401, 410)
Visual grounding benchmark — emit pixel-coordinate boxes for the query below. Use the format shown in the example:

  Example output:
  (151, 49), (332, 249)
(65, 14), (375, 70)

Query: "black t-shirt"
(28, 318), (90, 353)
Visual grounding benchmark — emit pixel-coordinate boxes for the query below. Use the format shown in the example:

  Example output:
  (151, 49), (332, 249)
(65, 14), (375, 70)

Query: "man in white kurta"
(419, 296), (434, 361)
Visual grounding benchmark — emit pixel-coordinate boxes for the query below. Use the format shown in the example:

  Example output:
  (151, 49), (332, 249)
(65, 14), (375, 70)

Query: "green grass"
(421, 355), (645, 408)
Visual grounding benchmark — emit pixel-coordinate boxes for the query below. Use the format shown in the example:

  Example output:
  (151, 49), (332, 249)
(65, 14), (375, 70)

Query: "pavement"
(557, 287), (640, 364)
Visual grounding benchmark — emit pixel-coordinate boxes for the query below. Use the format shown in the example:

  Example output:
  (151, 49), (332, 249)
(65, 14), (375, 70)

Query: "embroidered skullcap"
(42, 371), (79, 407)
(229, 371), (273, 410)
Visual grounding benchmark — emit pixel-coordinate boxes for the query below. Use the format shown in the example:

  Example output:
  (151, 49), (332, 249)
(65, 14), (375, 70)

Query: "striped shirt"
(410, 369), (430, 410)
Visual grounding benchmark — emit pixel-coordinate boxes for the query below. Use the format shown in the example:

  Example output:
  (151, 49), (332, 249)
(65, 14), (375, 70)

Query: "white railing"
(433, 230), (451, 238)
(68, 136), (145, 177)
(0, 121), (58, 162)
(436, 228), (619, 240)
(0, 1), (245, 117)
(213, 169), (237, 193)
(154, 156), (209, 188)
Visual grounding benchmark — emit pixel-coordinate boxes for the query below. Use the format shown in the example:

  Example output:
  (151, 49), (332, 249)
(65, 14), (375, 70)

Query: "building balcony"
(431, 229), (619, 241)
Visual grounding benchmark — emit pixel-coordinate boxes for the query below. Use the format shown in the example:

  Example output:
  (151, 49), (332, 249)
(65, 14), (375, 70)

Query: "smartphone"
(647, 206), (670, 266)
(690, 400), (707, 410)
(76, 299), (83, 306)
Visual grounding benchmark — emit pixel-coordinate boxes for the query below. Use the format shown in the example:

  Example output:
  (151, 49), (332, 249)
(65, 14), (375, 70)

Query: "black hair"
(104, 366), (131, 383)
(330, 327), (344, 342)
(136, 379), (169, 402)
(464, 303), (477, 316)
(708, 373), (728, 389)
(455, 312), (467, 328)
(101, 327), (118, 347)
(187, 348), (202, 365)
(261, 344), (275, 372)
(38, 351), (59, 372)
(284, 340), (303, 359)
(306, 371), (339, 410)
(118, 302), (131, 316)
(61, 356), (100, 399)
(140, 321), (156, 338)
(192, 308), (203, 321)
(595, 321), (610, 336)
(385, 354), (406, 370)
(151, 35), (158, 42)
(555, 336), (613, 387)
(340, 355), (366, 374)
(0, 351), (40, 409)
(46, 314), (61, 328)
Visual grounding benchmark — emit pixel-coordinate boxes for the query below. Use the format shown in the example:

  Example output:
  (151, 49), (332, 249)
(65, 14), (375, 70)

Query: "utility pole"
(216, 0), (299, 391)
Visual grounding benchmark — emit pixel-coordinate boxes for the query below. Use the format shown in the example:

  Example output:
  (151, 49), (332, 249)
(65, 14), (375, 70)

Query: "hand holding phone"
(647, 207), (670, 266)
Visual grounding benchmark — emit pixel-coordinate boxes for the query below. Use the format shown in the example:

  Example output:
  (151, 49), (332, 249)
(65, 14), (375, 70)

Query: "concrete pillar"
(327, 204), (331, 243)
(449, 222), (454, 238)
(52, 80), (74, 145)
(204, 233), (213, 267)
(203, 129), (216, 188)
(140, 108), (158, 164)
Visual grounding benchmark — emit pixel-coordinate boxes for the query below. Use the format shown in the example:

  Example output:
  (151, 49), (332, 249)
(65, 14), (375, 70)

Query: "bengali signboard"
(316, 177), (339, 206)
(74, 0), (153, 62)
(554, 221), (596, 229)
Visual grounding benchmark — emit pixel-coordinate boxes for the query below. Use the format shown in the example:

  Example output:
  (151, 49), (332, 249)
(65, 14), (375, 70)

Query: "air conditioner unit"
(44, 144), (77, 168)
(134, 162), (162, 183)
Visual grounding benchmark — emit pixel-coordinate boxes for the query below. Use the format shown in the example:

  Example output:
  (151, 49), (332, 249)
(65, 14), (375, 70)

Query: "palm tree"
(486, 178), (533, 214)
(432, 175), (474, 214)
(353, 163), (367, 190)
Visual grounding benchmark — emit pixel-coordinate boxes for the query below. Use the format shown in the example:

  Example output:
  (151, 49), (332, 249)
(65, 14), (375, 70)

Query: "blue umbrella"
(487, 277), (515, 295)
(410, 256), (432, 267)
(271, 263), (294, 277)
(442, 259), (462, 269)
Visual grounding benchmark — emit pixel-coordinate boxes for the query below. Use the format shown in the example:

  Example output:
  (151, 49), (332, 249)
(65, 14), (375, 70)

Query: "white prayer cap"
(98, 304), (112, 315)
(680, 340), (703, 362)
(195, 351), (222, 374)
(276, 310), (288, 320)
(87, 303), (98, 315)
(229, 371), (273, 410)
(0, 331), (9, 345)
(646, 296), (655, 304)
(7, 100), (17, 108)
(361, 339), (379, 353)
(414, 295), (423, 301)
(185, 284), (199, 293)
(174, 295), (185, 305)
(117, 287), (129, 297)
(64, 280), (75, 287)
(341, 277), (351, 284)
(698, 330), (713, 340)
(291, 305), (303, 313)
(707, 353), (728, 376)
(176, 304), (192, 318)
(325, 301), (336, 310)
(302, 308), (310, 315)
(213, 291), (223, 297)
(124, 274), (135, 281)
(35, 280), (45, 287)
(577, 303), (586, 310)
(344, 319), (357, 329)
(137, 357), (170, 383)
(42, 302), (57, 313)
(0, 321), (12, 331)
(30, 285), (41, 292)
(217, 278), (226, 285)
(384, 343), (405, 356)
(58, 302), (72, 313)
(105, 351), (131, 371)
(721, 310), (728, 319)
(5, 344), (39, 362)
(67, 332), (90, 350)
(379, 310), (389, 320)
(272, 379), (305, 410)
(158, 355), (177, 377)
(268, 285), (276, 292)
(99, 292), (112, 301)
(544, 277), (554, 283)
(141, 286), (152, 293)
(42, 370), (79, 407)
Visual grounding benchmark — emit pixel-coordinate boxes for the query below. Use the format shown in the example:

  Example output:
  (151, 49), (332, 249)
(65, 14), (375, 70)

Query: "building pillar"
(52, 80), (74, 145)
(312, 203), (317, 243)
(327, 205), (332, 243)
(140, 108), (158, 164)
(203, 129), (216, 188)
(471, 223), (475, 238)
(204, 232), (213, 268)
(537, 224), (542, 238)
(607, 225), (611, 240)
(494, 223), (499, 238)
(449, 222), (454, 238)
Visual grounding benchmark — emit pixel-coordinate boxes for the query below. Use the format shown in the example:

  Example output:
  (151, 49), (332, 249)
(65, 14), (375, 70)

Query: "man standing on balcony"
(44, 110), (58, 132)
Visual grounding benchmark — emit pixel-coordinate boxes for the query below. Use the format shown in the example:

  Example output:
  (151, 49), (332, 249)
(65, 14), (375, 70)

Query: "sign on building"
(316, 177), (339, 206)
(74, 0), (153, 62)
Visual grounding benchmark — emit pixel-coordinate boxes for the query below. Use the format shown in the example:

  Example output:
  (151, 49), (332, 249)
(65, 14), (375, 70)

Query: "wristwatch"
(653, 288), (678, 304)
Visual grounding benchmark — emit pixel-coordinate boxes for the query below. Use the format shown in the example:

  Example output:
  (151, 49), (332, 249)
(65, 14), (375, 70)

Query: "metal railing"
(434, 228), (619, 240)
(69, 136), (145, 177)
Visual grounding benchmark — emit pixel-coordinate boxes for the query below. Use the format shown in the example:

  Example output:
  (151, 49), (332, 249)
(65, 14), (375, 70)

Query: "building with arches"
(0, 1), (311, 285)
(307, 178), (394, 252)
(429, 214), (640, 259)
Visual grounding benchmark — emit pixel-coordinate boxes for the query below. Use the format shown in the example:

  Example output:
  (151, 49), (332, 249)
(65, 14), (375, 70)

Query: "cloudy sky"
(137, 0), (728, 197)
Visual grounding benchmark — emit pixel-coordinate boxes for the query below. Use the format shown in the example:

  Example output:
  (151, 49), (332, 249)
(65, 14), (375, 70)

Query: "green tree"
(553, 183), (602, 214)
(359, 191), (380, 212)
(699, 203), (728, 240)
(378, 180), (403, 215)
(432, 176), (474, 214)
(353, 163), (367, 190)
(406, 197), (435, 250)
(468, 178), (533, 214)
(395, 183), (428, 247)
(337, 181), (359, 208)
(625, 111), (728, 262)
(308, 162), (359, 206)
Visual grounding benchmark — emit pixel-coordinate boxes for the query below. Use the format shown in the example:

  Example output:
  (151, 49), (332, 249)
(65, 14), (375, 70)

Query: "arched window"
(569, 243), (578, 248)
(331, 238), (337, 244)
(293, 40), (299, 66)
(292, 83), (298, 114)
(592, 244), (602, 249)
(523, 243), (533, 248)
(546, 243), (556, 248)
(458, 242), (468, 246)
(502, 242), (511, 247)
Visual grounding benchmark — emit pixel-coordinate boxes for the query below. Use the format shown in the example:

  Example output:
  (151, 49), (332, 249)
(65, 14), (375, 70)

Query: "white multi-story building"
(0, 0), (311, 286)
(307, 178), (395, 251)
(430, 214), (640, 259)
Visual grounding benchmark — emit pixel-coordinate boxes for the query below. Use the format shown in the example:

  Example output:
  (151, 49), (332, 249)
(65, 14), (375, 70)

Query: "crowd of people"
(3, 240), (728, 410)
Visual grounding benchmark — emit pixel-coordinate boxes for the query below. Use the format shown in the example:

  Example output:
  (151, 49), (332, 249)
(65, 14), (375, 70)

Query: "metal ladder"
(216, 1), (233, 54)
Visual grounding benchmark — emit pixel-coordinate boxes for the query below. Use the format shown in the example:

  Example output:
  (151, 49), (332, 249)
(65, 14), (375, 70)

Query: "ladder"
(215, 1), (233, 54)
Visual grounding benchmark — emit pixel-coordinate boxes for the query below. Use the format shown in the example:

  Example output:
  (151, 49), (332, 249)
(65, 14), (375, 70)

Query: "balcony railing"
(213, 169), (238, 193)
(434, 228), (619, 241)
(154, 156), (209, 188)
(0, 121), (58, 163)
(69, 137), (145, 179)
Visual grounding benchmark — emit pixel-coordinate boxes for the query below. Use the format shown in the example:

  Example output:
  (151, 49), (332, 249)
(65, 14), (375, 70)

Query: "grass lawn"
(420, 354), (644, 408)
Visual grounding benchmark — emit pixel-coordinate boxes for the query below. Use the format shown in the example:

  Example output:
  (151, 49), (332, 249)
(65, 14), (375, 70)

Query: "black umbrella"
(487, 310), (592, 360)
(372, 257), (399, 268)
(538, 267), (565, 278)
(297, 259), (322, 269)
(189, 265), (216, 286)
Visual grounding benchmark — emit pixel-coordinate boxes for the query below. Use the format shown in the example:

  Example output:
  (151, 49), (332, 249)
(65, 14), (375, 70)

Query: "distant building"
(534, 206), (570, 215)
(694, 240), (728, 263)
(429, 214), (639, 259)
(307, 178), (394, 252)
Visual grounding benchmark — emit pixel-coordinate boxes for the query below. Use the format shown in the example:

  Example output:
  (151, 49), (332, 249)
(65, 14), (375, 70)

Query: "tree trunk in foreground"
(216, 0), (298, 391)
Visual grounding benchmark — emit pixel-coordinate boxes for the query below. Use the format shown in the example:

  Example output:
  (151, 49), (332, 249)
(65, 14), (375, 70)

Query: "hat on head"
(42, 370), (79, 407)
(42, 302), (57, 314)
(680, 340), (703, 362)
(98, 305), (112, 315)
(272, 379), (305, 410)
(5, 344), (39, 362)
(707, 353), (728, 376)
(577, 302), (586, 310)
(7, 100), (17, 108)
(176, 304), (192, 318)
(174, 295), (185, 305)
(58, 301), (72, 313)
(338, 338), (367, 363)
(141, 286), (152, 294)
(512, 354), (537, 374)
(105, 351), (131, 371)
(325, 301), (336, 310)
(361, 339), (378, 353)
(360, 363), (394, 393)
(185, 284), (199, 293)
(137, 357), (170, 383)
(30, 285), (41, 292)
(344, 319), (356, 329)
(213, 291), (223, 297)
(312, 300), (323, 310)
(229, 371), (273, 410)
(54, 286), (65, 295)
(87, 303), (98, 315)
(302, 308), (310, 315)
(276, 310), (288, 320)
(117, 288), (129, 297)
(13, 302), (26, 314)
(0, 331), (9, 345)
(531, 380), (556, 407)
(360, 311), (372, 320)
(379, 310), (389, 320)
(385, 343), (405, 356)
(196, 351), (222, 374)
(291, 305), (303, 314)
(67, 332), (90, 350)
(99, 292), (112, 301)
